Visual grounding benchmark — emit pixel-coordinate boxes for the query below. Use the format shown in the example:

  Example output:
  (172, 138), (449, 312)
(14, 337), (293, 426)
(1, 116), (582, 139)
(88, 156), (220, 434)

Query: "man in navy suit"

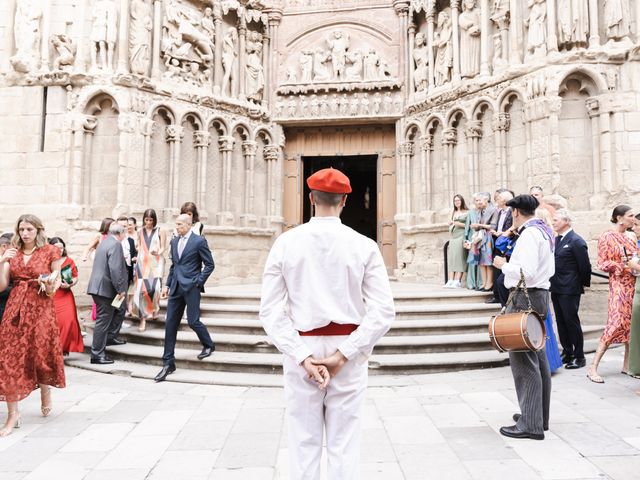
(550, 209), (591, 369)
(155, 214), (215, 382)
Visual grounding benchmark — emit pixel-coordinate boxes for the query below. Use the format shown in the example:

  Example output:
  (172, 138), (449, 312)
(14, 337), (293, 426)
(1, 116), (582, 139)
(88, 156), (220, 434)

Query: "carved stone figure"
(360, 94), (369, 115)
(326, 30), (350, 80)
(299, 49), (313, 82)
(163, 0), (214, 67)
(300, 97), (308, 116)
(557, 0), (588, 49)
(378, 58), (391, 78)
(319, 95), (329, 116)
(434, 9), (453, 86)
(286, 67), (297, 83)
(287, 98), (297, 116)
(50, 34), (76, 70)
(363, 49), (379, 80)
(201, 7), (215, 41)
(459, 0), (481, 78)
(310, 94), (319, 116)
(492, 0), (509, 17)
(246, 32), (265, 102)
(91, 0), (118, 71)
(413, 32), (429, 92)
(346, 50), (363, 81)
(129, 0), (153, 75)
(222, 27), (238, 96)
(276, 98), (285, 116)
(349, 94), (360, 116)
(372, 92), (382, 114)
(383, 92), (393, 114)
(339, 94), (349, 115)
(604, 0), (631, 41)
(492, 33), (506, 68)
(525, 0), (547, 58)
(11, 0), (42, 73)
(313, 47), (331, 81)
(330, 94), (339, 114)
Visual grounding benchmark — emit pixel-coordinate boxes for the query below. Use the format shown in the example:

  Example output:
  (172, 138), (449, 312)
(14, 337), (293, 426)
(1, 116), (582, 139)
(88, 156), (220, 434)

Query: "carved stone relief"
(459, 0), (481, 78)
(274, 90), (402, 118)
(221, 27), (238, 95)
(11, 0), (43, 73)
(129, 0), (153, 75)
(434, 9), (453, 86)
(604, 0), (631, 42)
(91, 0), (118, 72)
(413, 32), (429, 92)
(245, 31), (265, 102)
(50, 34), (76, 70)
(525, 0), (547, 59)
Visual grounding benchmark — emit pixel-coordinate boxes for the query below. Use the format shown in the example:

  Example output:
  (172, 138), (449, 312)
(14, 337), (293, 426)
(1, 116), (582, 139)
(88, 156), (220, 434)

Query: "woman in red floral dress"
(588, 205), (638, 383)
(0, 215), (65, 436)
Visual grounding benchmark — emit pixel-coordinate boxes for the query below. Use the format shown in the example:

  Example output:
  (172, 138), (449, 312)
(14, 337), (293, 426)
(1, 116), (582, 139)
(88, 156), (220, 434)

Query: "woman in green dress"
(445, 194), (469, 288)
(627, 214), (640, 377)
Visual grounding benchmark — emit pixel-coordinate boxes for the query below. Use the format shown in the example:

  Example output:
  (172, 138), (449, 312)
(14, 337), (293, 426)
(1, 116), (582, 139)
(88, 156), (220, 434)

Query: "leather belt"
(298, 322), (358, 336)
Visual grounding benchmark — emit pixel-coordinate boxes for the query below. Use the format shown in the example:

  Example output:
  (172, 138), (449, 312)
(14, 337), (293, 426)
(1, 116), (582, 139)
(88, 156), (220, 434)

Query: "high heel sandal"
(41, 387), (52, 417)
(0, 413), (21, 437)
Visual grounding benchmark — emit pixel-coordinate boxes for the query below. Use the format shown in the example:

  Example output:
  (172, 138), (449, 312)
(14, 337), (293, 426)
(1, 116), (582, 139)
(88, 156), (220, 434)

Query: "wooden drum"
(488, 311), (546, 353)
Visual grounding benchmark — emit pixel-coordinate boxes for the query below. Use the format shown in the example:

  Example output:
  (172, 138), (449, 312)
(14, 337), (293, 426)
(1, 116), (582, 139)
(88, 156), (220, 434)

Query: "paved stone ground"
(1, 349), (639, 480)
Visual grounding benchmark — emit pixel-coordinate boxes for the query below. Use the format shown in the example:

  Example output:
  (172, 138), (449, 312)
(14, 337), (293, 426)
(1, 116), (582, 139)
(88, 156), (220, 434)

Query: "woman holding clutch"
(0, 214), (65, 436)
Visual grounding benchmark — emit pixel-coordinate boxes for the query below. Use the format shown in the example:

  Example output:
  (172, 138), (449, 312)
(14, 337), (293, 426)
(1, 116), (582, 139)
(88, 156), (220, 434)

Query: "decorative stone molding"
(465, 120), (483, 138)
(193, 131), (211, 148)
(218, 135), (234, 152)
(420, 134), (434, 151)
(263, 145), (279, 161)
(82, 115), (98, 133)
(492, 112), (510, 132)
(242, 141), (258, 156)
(400, 141), (415, 156)
(165, 125), (184, 143)
(140, 118), (155, 137)
(442, 127), (457, 145)
(585, 98), (600, 118)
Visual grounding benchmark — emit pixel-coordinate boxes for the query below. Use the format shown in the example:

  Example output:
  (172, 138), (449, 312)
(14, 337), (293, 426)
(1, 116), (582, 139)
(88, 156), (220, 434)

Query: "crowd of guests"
(446, 187), (640, 382)
(0, 202), (207, 436)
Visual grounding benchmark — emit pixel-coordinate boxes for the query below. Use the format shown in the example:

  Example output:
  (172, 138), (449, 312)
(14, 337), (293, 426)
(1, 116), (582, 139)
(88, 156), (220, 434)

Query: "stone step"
(114, 325), (603, 355)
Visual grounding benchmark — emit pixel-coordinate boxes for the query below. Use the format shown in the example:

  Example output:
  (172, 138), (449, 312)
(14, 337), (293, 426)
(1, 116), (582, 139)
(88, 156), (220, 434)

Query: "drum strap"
(501, 268), (537, 316)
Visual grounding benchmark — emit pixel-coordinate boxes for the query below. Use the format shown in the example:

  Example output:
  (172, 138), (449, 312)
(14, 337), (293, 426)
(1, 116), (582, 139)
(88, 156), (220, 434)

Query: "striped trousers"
(507, 289), (551, 435)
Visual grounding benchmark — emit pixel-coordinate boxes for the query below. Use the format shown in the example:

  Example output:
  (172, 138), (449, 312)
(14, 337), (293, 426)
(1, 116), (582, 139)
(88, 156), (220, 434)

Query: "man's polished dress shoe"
(90, 357), (114, 365)
(565, 357), (586, 369)
(154, 364), (176, 382)
(500, 424), (544, 440)
(561, 353), (574, 364)
(106, 338), (127, 346)
(484, 297), (500, 304)
(512, 413), (548, 431)
(197, 346), (215, 360)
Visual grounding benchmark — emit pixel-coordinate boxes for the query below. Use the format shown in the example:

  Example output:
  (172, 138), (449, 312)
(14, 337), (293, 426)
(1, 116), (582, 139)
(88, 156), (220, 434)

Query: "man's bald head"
(176, 213), (193, 225)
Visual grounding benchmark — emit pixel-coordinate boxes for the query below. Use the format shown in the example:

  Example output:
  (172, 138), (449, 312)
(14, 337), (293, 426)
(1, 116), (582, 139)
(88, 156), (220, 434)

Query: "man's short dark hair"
(116, 215), (128, 222)
(311, 190), (344, 207)
(0, 233), (12, 246)
(506, 194), (539, 216)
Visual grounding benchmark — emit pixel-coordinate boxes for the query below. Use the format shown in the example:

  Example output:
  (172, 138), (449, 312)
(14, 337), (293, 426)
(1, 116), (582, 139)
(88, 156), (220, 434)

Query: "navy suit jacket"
(166, 234), (214, 296)
(550, 229), (591, 295)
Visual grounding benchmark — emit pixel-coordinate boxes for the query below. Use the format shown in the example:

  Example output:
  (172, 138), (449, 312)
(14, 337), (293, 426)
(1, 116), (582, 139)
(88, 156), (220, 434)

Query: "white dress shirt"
(260, 216), (395, 365)
(177, 229), (192, 259)
(503, 219), (555, 289)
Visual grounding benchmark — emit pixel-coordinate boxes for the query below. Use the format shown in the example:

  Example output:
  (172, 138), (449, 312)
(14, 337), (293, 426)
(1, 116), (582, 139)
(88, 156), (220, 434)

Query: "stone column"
(40, 0), (52, 71)
(480, 0), (490, 76)
(408, 22), (416, 99)
(493, 113), (510, 186)
(588, 0), (600, 47)
(2, 0), (17, 72)
(80, 116), (98, 206)
(451, 0), (462, 82)
(419, 136), (432, 212)
(166, 125), (184, 208)
(141, 118), (155, 205)
(492, 12), (510, 65)
(423, 135), (434, 210)
(238, 15), (247, 100)
(194, 131), (211, 210)
(72, 0), (88, 72)
(266, 9), (283, 110)
(399, 141), (414, 214)
(394, 1), (410, 98)
(218, 135), (234, 223)
(213, 7), (223, 95)
(150, 0), (162, 79)
(509, 0), (522, 63)
(612, 110), (626, 192)
(585, 98), (602, 194)
(546, 0), (558, 53)
(117, 0), (130, 73)
(264, 144), (279, 218)
(426, 7), (436, 91)
(261, 30), (269, 107)
(465, 121), (482, 193)
(241, 140), (258, 226)
(442, 127), (457, 199)
(69, 115), (96, 204)
(598, 110), (613, 193)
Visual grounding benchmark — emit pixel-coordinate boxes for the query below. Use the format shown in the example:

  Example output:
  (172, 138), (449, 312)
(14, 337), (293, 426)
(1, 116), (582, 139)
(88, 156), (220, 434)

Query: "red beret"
(307, 168), (352, 194)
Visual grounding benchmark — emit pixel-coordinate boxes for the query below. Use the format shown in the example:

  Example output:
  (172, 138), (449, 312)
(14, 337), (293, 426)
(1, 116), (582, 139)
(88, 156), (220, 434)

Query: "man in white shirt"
(260, 168), (395, 480)
(494, 194), (555, 440)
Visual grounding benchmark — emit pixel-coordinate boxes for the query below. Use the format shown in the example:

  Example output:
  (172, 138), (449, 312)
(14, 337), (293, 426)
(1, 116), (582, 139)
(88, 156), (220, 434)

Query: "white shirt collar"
(180, 229), (193, 241)
(558, 227), (573, 237)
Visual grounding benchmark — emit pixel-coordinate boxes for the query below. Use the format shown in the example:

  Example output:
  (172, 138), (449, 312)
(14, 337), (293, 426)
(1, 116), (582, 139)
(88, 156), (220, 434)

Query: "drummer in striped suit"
(493, 195), (555, 440)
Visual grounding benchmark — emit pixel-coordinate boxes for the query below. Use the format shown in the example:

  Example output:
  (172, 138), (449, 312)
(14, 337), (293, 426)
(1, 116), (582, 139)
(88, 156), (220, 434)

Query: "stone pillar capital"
(465, 120), (483, 138)
(140, 118), (155, 137)
(585, 98), (600, 118)
(266, 9), (283, 25)
(442, 127), (457, 145)
(493, 112), (510, 132)
(219, 135), (235, 152)
(242, 140), (258, 156)
(400, 141), (415, 156)
(420, 135), (434, 151)
(194, 131), (211, 147)
(165, 125), (184, 143)
(393, 0), (410, 15)
(450, 0), (460, 10)
(263, 145), (279, 161)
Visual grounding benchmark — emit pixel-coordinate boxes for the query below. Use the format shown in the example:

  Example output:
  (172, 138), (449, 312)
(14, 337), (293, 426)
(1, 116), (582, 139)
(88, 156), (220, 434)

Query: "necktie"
(178, 236), (186, 259)
(555, 235), (563, 248)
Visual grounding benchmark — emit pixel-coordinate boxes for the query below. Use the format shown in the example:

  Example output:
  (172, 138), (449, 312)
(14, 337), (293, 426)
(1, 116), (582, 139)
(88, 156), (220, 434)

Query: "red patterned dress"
(0, 244), (66, 402)
(52, 257), (84, 354)
(597, 231), (638, 345)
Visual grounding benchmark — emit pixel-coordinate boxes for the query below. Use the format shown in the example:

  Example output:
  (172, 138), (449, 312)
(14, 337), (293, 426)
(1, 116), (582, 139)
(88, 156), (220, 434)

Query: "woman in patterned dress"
(626, 214), (640, 377)
(133, 209), (166, 332)
(588, 205), (638, 383)
(0, 215), (65, 437)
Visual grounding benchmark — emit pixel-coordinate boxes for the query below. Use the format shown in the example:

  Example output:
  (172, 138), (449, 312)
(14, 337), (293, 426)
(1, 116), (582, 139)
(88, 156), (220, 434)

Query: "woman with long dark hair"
(445, 194), (469, 288)
(180, 202), (205, 235)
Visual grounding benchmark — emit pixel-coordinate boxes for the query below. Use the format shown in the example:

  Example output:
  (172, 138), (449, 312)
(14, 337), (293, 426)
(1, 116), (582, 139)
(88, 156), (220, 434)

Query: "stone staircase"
(67, 283), (604, 385)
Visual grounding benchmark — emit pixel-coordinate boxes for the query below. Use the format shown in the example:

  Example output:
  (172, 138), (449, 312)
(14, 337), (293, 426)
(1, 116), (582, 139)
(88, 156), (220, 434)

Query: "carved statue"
(383, 92), (393, 114)
(163, 56), (183, 80)
(557, 0), (588, 49)
(91, 0), (118, 71)
(299, 49), (313, 82)
(378, 58), (391, 78)
(459, 0), (481, 78)
(300, 97), (308, 115)
(346, 50), (363, 81)
(330, 94), (339, 114)
(201, 7), (215, 41)
(326, 30), (350, 80)
(434, 9), (453, 86)
(339, 94), (349, 115)
(50, 34), (76, 70)
(245, 36), (265, 102)
(310, 94), (319, 116)
(360, 94), (369, 115)
(163, 0), (214, 68)
(129, 0), (153, 76)
(319, 95), (329, 116)
(287, 98), (297, 116)
(222, 27), (238, 96)
(11, 0), (42, 73)
(492, 0), (509, 17)
(413, 32), (429, 92)
(363, 49), (379, 80)
(312, 47), (331, 81)
(372, 92), (382, 114)
(286, 66), (297, 83)
(525, 0), (547, 58)
(276, 98), (285, 116)
(604, 0), (631, 41)
(349, 94), (360, 116)
(492, 33), (506, 68)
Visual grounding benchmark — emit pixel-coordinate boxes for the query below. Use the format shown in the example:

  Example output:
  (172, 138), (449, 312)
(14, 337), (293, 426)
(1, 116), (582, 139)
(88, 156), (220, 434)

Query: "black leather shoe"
(561, 353), (574, 364)
(565, 357), (586, 369)
(106, 338), (127, 346)
(484, 297), (500, 304)
(512, 414), (548, 431)
(500, 424), (544, 440)
(90, 357), (114, 365)
(197, 346), (215, 360)
(154, 364), (176, 382)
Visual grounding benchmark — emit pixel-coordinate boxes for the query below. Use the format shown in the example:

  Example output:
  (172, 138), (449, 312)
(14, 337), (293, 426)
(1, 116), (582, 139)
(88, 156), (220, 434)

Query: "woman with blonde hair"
(0, 214), (65, 436)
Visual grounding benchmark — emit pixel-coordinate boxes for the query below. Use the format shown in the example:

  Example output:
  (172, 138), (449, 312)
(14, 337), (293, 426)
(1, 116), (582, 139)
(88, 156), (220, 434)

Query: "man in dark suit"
(550, 209), (591, 369)
(87, 223), (129, 364)
(155, 214), (215, 382)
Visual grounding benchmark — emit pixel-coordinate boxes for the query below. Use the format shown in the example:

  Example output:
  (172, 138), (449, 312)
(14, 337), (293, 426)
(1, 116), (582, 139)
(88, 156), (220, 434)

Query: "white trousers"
(283, 335), (368, 480)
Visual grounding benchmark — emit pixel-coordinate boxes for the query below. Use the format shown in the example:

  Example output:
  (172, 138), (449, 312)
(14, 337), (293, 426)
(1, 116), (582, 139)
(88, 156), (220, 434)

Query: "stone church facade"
(1, 0), (639, 284)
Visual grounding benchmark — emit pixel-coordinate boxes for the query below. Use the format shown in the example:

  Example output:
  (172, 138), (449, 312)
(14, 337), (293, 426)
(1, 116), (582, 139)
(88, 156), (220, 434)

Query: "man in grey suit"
(87, 223), (129, 364)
